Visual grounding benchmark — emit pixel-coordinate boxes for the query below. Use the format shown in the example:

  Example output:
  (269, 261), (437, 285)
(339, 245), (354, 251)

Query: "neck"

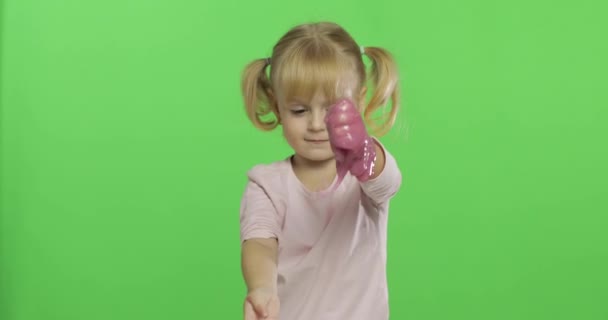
(291, 154), (335, 172)
(290, 155), (337, 192)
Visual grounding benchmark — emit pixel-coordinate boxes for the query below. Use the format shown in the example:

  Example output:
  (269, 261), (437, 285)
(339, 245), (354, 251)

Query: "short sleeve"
(239, 180), (282, 243)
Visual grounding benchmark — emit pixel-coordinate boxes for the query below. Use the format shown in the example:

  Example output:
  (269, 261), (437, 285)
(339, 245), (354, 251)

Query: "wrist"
(368, 139), (385, 180)
(248, 283), (278, 294)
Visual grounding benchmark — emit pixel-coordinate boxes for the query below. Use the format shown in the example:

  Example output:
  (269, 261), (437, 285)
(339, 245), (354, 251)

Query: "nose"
(308, 109), (326, 131)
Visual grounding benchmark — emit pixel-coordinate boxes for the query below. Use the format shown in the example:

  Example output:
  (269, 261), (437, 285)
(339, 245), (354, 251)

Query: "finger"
(329, 98), (355, 114)
(326, 108), (359, 127)
(252, 300), (269, 318)
(350, 158), (366, 178)
(352, 155), (376, 182)
(326, 100), (360, 126)
(244, 299), (257, 320)
(329, 127), (357, 150)
(267, 296), (281, 319)
(333, 147), (347, 163)
(335, 152), (353, 187)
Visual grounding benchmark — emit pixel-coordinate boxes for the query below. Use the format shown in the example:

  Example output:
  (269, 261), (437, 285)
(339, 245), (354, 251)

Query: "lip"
(305, 139), (329, 143)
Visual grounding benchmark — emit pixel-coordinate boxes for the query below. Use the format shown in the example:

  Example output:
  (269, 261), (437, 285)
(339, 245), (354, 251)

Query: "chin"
(297, 150), (334, 163)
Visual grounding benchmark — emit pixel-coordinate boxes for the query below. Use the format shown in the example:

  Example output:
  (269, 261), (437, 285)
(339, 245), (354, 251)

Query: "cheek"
(282, 118), (305, 133)
(281, 119), (301, 140)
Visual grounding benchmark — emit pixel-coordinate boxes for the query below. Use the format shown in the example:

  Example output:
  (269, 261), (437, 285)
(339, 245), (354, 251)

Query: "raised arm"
(360, 139), (402, 205)
(325, 98), (402, 203)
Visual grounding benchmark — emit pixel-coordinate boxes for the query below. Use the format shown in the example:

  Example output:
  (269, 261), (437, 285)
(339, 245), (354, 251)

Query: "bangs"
(272, 46), (359, 105)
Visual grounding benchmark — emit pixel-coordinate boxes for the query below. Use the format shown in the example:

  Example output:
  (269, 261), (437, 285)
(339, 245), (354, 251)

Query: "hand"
(244, 287), (280, 320)
(325, 98), (377, 184)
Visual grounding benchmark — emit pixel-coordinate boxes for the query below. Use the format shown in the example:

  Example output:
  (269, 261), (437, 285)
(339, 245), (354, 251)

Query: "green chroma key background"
(1, 0), (607, 319)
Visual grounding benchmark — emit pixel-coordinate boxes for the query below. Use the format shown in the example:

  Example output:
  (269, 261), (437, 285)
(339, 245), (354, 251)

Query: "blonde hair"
(240, 21), (400, 137)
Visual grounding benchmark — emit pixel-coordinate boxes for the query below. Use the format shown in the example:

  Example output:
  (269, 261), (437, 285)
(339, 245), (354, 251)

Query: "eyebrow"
(287, 98), (330, 107)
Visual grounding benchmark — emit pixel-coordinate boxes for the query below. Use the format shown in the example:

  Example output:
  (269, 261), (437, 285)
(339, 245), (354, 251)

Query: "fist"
(325, 98), (376, 183)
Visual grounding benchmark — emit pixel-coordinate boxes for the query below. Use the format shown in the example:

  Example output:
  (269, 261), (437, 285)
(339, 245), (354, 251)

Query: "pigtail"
(240, 58), (278, 131)
(361, 46), (401, 137)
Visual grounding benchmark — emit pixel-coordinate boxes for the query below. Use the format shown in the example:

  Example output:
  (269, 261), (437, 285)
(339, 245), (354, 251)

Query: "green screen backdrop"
(1, 0), (607, 319)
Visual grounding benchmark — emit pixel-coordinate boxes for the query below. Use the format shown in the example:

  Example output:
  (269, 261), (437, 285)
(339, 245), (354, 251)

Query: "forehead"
(271, 51), (361, 106)
(277, 73), (358, 106)
(287, 87), (354, 106)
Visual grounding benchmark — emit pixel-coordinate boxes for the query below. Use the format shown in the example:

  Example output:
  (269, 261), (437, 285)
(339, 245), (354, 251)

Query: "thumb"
(249, 296), (269, 317)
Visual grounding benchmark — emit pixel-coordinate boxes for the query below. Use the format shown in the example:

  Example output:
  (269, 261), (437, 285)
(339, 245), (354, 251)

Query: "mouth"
(305, 139), (329, 144)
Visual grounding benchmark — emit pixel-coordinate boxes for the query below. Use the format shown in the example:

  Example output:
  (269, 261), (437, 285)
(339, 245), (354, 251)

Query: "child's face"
(278, 87), (362, 164)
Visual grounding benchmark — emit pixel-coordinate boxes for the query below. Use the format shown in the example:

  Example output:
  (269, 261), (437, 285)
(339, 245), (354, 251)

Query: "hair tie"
(360, 46), (365, 54)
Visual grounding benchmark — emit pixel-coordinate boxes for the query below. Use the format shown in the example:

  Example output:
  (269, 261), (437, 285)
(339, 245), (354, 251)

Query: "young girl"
(239, 21), (402, 320)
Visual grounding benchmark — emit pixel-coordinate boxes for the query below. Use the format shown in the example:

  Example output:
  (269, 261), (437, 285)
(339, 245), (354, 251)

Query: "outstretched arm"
(242, 238), (280, 319)
(240, 177), (282, 319)
(241, 238), (278, 293)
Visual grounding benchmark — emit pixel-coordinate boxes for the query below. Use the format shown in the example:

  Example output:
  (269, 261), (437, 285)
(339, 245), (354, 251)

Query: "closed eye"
(290, 109), (306, 115)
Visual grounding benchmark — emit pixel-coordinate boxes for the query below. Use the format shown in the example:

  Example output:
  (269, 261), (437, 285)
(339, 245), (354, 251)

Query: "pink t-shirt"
(239, 141), (402, 320)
